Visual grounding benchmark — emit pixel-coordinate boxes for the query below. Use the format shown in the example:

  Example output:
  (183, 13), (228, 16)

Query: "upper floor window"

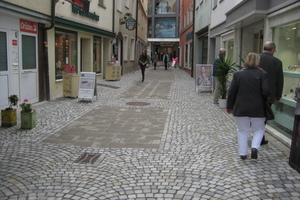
(155, 0), (176, 14)
(125, 0), (129, 8)
(98, 0), (105, 7)
(117, 0), (122, 12)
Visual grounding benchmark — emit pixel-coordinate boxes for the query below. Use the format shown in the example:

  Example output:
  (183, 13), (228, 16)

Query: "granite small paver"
(0, 66), (299, 199)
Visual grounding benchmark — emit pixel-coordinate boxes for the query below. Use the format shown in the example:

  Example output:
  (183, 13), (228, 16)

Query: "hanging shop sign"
(120, 13), (136, 31)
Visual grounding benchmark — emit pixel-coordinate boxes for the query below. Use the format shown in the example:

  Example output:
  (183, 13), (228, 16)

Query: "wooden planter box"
(21, 110), (36, 129)
(1, 109), (17, 127)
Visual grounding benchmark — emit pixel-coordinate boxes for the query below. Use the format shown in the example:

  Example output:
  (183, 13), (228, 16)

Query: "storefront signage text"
(72, 4), (99, 21)
(20, 19), (37, 34)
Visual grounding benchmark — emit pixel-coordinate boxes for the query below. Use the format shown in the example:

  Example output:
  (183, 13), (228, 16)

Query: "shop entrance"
(20, 33), (39, 103)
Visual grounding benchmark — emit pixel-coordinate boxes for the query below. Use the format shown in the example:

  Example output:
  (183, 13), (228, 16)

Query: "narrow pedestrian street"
(0, 67), (299, 200)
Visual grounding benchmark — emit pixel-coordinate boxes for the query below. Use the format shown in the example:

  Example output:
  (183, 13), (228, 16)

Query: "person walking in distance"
(139, 49), (148, 82)
(259, 41), (284, 145)
(152, 52), (159, 70)
(163, 52), (169, 70)
(212, 48), (226, 104)
(226, 53), (271, 160)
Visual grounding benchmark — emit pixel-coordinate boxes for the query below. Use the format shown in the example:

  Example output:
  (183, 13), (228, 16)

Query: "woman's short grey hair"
(244, 52), (260, 68)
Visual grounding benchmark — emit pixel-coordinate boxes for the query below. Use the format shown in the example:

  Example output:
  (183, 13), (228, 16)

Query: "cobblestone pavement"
(1, 67), (300, 200)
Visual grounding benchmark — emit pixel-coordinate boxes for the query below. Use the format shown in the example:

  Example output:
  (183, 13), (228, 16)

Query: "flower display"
(20, 99), (32, 112)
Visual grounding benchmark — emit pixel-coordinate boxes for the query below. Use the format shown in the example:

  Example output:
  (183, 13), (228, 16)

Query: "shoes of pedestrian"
(251, 148), (258, 159)
(261, 140), (269, 145)
(240, 155), (247, 160)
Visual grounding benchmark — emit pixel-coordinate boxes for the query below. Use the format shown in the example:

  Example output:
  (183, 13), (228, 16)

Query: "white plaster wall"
(194, 0), (211, 32)
(3, 0), (51, 16)
(210, 0), (243, 29)
(55, 0), (113, 32)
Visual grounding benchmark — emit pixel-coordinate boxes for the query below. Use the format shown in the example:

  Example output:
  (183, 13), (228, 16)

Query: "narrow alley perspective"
(0, 67), (300, 200)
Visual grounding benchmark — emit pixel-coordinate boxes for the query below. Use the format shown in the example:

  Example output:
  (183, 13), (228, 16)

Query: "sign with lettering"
(78, 72), (97, 99)
(20, 19), (37, 34)
(72, 4), (99, 21)
(126, 16), (136, 31)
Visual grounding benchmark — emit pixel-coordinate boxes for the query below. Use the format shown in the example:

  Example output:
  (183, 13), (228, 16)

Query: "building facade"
(48, 0), (115, 99)
(195, 0), (300, 139)
(0, 0), (148, 105)
(0, 0), (52, 108)
(147, 0), (180, 65)
(179, 0), (194, 75)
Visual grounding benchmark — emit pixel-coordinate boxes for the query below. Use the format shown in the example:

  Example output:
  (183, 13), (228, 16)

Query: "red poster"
(20, 19), (37, 34)
(12, 40), (17, 46)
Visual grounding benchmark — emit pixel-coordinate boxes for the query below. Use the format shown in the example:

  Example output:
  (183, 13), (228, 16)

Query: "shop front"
(266, 3), (300, 138)
(47, 17), (115, 99)
(0, 3), (51, 108)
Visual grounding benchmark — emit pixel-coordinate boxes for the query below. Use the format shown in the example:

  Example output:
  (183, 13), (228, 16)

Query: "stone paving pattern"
(0, 66), (300, 199)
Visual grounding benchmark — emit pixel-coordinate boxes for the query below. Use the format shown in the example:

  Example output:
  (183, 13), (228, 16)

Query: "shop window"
(123, 35), (128, 61)
(155, 18), (176, 38)
(155, 0), (176, 14)
(148, 19), (152, 37)
(93, 36), (101, 74)
(274, 22), (300, 101)
(55, 29), (77, 80)
(185, 43), (188, 68)
(0, 32), (7, 71)
(130, 38), (135, 61)
(148, 0), (152, 15)
(22, 35), (36, 70)
(272, 21), (300, 135)
(223, 39), (234, 60)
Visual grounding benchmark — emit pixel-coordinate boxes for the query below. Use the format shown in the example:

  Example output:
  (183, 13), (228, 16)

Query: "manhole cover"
(126, 102), (150, 106)
(75, 153), (101, 164)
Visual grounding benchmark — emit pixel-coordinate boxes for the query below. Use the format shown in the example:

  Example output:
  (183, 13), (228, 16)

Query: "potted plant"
(215, 57), (240, 108)
(20, 99), (36, 129)
(1, 94), (19, 127)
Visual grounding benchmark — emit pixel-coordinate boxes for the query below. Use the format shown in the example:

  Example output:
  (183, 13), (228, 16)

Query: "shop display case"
(63, 73), (79, 98)
(273, 71), (300, 131)
(105, 62), (121, 81)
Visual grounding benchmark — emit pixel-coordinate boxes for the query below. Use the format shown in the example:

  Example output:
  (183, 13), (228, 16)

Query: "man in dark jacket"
(259, 41), (284, 145)
(212, 48), (226, 104)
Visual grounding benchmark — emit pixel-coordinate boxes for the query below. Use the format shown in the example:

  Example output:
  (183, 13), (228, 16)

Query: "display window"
(270, 21), (300, 136)
(93, 36), (101, 74)
(274, 21), (300, 101)
(155, 18), (176, 38)
(55, 28), (77, 80)
(155, 0), (176, 14)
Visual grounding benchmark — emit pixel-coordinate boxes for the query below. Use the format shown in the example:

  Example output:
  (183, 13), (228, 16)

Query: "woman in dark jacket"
(226, 53), (270, 160)
(139, 49), (148, 82)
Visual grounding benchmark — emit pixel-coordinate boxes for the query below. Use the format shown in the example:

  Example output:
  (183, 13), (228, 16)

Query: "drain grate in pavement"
(75, 153), (101, 164)
(97, 83), (120, 89)
(126, 102), (151, 106)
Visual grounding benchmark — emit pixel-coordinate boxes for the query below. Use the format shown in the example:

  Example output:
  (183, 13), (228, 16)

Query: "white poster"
(78, 72), (96, 99)
(195, 64), (213, 92)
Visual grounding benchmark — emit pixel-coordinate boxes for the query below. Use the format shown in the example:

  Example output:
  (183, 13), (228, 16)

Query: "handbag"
(264, 102), (274, 120)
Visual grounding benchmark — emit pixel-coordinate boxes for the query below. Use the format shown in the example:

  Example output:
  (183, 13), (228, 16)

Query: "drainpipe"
(135, 0), (139, 70)
(43, 0), (56, 100)
(191, 0), (195, 78)
(112, 0), (115, 33)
